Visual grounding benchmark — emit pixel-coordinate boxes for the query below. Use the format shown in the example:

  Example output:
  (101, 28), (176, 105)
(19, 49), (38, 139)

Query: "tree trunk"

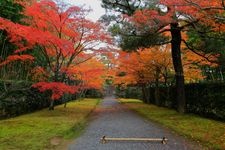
(154, 67), (160, 106)
(64, 96), (67, 108)
(141, 85), (147, 103)
(49, 100), (54, 110)
(145, 86), (151, 104)
(64, 102), (67, 108)
(219, 68), (224, 81)
(170, 23), (186, 113)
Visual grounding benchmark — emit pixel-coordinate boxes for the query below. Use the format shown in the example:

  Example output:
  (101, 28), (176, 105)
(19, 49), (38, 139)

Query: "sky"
(64, 0), (105, 21)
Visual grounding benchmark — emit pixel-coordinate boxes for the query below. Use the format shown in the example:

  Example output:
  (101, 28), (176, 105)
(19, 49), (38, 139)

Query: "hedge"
(117, 83), (225, 121)
(185, 83), (225, 120)
(0, 81), (50, 119)
(85, 89), (103, 98)
(0, 81), (103, 119)
(115, 86), (142, 99)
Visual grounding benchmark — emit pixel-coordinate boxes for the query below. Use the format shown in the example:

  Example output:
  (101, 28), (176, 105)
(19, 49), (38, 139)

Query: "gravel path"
(68, 96), (201, 150)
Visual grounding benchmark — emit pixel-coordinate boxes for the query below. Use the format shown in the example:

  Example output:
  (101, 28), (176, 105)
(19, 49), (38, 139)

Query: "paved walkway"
(68, 96), (201, 150)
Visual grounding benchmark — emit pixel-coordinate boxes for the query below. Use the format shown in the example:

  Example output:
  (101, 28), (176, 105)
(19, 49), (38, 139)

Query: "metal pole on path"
(100, 136), (168, 144)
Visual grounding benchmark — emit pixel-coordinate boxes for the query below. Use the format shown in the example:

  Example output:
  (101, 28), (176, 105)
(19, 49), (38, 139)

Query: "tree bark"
(141, 85), (147, 103)
(170, 23), (186, 113)
(154, 67), (160, 106)
(49, 100), (54, 110)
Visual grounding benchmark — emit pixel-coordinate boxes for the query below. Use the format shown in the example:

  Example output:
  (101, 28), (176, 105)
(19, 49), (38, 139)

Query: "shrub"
(0, 80), (50, 119)
(85, 89), (103, 98)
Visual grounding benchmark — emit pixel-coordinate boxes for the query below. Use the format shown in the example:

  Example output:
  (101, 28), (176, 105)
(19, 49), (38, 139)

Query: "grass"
(0, 98), (100, 150)
(119, 98), (225, 150)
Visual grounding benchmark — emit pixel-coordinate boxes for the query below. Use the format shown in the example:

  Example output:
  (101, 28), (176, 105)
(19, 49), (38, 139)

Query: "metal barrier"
(100, 136), (168, 144)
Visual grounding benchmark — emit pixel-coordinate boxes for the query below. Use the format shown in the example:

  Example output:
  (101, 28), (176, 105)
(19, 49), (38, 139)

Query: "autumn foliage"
(32, 82), (78, 100)
(0, 0), (223, 113)
(127, 0), (225, 32)
(114, 44), (217, 87)
(0, 54), (34, 66)
(0, 0), (111, 102)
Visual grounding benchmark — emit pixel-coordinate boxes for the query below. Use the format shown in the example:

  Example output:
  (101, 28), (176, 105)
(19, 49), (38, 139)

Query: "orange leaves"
(183, 50), (218, 67)
(31, 57), (107, 100)
(130, 9), (173, 32)
(159, 0), (225, 31)
(7, 54), (34, 61)
(115, 45), (173, 86)
(30, 66), (49, 82)
(32, 82), (78, 100)
(66, 58), (106, 90)
(0, 54), (34, 66)
(0, 0), (112, 100)
(114, 43), (214, 84)
(181, 49), (218, 82)
(0, 17), (59, 52)
(126, 0), (225, 34)
(131, 10), (154, 25)
(181, 48), (218, 82)
(0, 0), (112, 62)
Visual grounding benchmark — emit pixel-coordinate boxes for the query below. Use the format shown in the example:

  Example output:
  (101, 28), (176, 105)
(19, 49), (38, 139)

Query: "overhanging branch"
(182, 39), (218, 64)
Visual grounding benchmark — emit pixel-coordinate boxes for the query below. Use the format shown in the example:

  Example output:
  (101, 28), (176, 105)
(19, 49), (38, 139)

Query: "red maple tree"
(0, 0), (112, 109)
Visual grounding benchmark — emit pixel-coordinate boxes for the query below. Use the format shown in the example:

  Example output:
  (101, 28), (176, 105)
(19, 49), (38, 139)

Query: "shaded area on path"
(68, 96), (202, 150)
